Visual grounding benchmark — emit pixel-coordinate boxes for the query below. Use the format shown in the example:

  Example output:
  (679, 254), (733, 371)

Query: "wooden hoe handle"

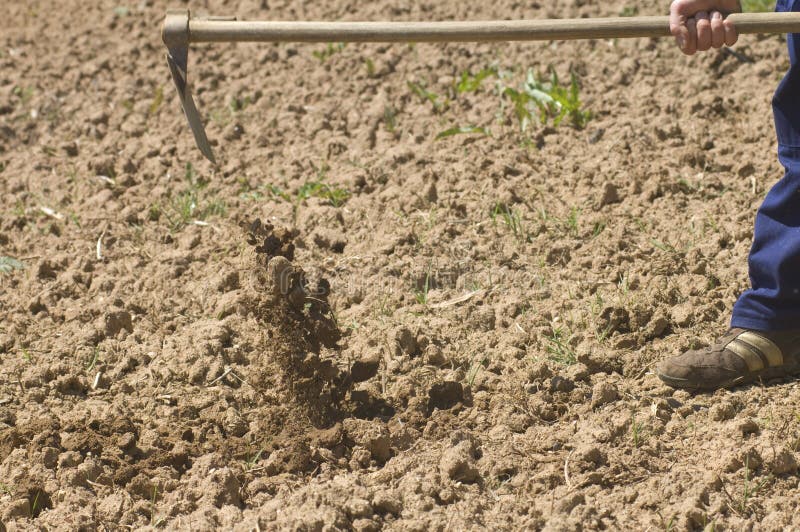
(188, 13), (800, 43)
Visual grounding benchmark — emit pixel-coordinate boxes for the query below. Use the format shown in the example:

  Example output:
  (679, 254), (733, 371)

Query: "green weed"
(491, 202), (528, 242)
(415, 270), (431, 305)
(619, 6), (639, 16)
(630, 412), (646, 447)
(456, 67), (497, 93)
(150, 484), (164, 527)
(161, 163), (227, 232)
(436, 125), (490, 140)
(0, 256), (24, 275)
(267, 175), (350, 225)
(383, 105), (398, 133)
(246, 449), (264, 471)
(503, 68), (591, 132)
(545, 326), (577, 365)
(86, 348), (100, 371)
(313, 42), (345, 62)
(728, 455), (772, 515)
(364, 58), (376, 77)
(467, 355), (488, 387)
(149, 86), (164, 116)
(407, 81), (448, 113)
(12, 86), (34, 106)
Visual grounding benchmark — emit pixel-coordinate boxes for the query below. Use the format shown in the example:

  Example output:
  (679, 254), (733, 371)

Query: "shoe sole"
(656, 364), (800, 391)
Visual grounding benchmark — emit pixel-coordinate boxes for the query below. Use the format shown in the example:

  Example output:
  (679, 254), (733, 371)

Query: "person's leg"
(731, 0), (800, 330)
(655, 0), (800, 390)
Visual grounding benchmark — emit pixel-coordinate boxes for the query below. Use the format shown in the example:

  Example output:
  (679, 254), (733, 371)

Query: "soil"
(2, 0), (800, 530)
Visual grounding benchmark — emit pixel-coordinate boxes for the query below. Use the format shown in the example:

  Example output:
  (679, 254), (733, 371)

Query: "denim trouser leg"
(731, 0), (800, 330)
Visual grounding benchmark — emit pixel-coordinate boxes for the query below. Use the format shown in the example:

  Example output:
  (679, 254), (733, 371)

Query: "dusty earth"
(2, 0), (800, 529)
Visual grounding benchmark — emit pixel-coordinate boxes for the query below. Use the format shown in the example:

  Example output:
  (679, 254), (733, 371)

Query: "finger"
(723, 18), (738, 46)
(669, 1), (690, 52)
(685, 17), (698, 55)
(695, 11), (712, 51)
(710, 11), (725, 48)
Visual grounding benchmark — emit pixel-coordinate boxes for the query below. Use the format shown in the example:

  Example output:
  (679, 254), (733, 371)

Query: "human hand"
(669, 0), (742, 55)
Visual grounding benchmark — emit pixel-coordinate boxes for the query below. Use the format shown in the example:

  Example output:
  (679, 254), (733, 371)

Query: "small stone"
(266, 256), (292, 296)
(372, 489), (402, 515)
(58, 451), (83, 468)
(549, 376), (574, 393)
(346, 498), (373, 518)
(394, 327), (420, 357)
(598, 182), (620, 207)
(670, 303), (694, 327)
(590, 382), (618, 409)
(42, 447), (59, 469)
(116, 432), (136, 451)
(351, 353), (381, 383)
(104, 310), (133, 338)
(423, 344), (446, 366)
(352, 518), (380, 532)
(343, 419), (391, 462)
(768, 448), (798, 475)
(428, 381), (464, 411)
(737, 418), (760, 436)
(709, 401), (736, 421)
(439, 440), (479, 483)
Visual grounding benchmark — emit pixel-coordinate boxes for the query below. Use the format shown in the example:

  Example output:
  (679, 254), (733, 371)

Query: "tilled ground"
(2, 0), (800, 530)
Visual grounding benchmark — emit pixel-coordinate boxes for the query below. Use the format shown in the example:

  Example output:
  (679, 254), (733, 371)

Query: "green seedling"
(467, 355), (488, 387)
(436, 125), (490, 140)
(619, 6), (639, 16)
(364, 58), (376, 77)
(383, 104), (398, 133)
(12, 86), (34, 106)
(729, 455), (772, 515)
(491, 202), (528, 242)
(456, 67), (497, 93)
(651, 238), (678, 254)
(630, 412), (645, 447)
(504, 68), (591, 132)
(161, 163), (227, 232)
(313, 42), (345, 62)
(86, 348), (100, 371)
(415, 270), (431, 305)
(229, 95), (252, 113)
(30, 491), (41, 517)
(563, 207), (580, 236)
(407, 81), (448, 113)
(592, 220), (606, 238)
(0, 256), (24, 275)
(246, 449), (264, 471)
(149, 86), (164, 116)
(545, 326), (577, 365)
(150, 484), (165, 527)
(267, 178), (350, 225)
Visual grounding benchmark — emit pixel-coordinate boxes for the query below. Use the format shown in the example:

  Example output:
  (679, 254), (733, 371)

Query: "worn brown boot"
(656, 328), (800, 390)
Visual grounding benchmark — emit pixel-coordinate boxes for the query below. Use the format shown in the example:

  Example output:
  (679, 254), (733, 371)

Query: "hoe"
(162, 9), (800, 163)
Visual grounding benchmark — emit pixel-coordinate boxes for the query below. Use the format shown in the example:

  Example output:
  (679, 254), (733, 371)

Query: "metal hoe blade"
(162, 9), (216, 164)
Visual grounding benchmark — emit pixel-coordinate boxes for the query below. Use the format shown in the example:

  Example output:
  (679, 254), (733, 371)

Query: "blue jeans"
(731, 0), (800, 330)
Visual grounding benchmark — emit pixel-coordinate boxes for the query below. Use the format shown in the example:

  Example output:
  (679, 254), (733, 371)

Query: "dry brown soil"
(2, 0), (800, 530)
